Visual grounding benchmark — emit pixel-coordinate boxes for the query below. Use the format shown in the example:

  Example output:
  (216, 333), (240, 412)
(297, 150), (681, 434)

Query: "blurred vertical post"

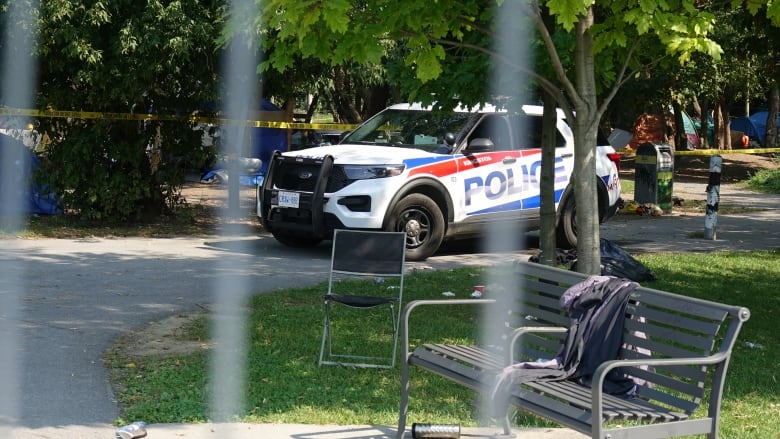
(538, 90), (558, 265)
(479, 0), (531, 425)
(0, 0), (39, 432)
(210, 0), (258, 425)
(704, 155), (722, 240)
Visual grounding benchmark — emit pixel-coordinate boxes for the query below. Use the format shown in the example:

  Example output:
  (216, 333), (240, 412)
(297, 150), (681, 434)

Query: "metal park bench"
(397, 261), (750, 439)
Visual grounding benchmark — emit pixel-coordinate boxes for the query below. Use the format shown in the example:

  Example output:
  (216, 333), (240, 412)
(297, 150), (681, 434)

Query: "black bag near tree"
(569, 239), (655, 282)
(533, 239), (656, 283)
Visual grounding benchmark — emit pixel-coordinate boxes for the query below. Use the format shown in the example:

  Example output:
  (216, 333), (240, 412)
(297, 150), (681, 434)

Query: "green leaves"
(321, 0), (352, 34)
(545, 0), (593, 31)
(403, 36), (445, 83)
(34, 0), (223, 221)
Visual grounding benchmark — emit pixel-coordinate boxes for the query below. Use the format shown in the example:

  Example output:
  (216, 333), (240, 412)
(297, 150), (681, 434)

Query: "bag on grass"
(568, 239), (656, 283)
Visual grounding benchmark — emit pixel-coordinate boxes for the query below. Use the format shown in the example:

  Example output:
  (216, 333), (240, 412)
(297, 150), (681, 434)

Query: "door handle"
(502, 157), (517, 164)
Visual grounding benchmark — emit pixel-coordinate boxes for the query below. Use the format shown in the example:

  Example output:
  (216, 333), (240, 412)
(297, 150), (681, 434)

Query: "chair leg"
(318, 300), (332, 366)
(397, 356), (410, 439)
(389, 303), (398, 368)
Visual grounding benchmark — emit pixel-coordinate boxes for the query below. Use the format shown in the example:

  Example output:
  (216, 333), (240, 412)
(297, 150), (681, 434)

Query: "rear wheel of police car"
(556, 193), (577, 249)
(385, 193), (445, 261)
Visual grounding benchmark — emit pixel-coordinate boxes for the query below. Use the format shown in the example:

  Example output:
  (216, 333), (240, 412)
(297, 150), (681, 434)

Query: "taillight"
(607, 152), (621, 173)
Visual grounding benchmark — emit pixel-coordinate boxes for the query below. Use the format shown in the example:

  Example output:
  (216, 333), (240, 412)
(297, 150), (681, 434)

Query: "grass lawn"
(106, 249), (780, 438)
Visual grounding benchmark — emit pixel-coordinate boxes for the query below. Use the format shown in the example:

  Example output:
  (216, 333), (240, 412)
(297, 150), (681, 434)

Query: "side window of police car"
(512, 115), (566, 149)
(466, 115), (513, 152)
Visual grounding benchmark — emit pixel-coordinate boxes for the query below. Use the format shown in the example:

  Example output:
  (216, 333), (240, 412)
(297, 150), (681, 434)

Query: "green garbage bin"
(634, 142), (674, 213)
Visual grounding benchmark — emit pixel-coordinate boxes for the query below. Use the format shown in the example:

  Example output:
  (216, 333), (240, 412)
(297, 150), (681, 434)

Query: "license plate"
(277, 191), (300, 208)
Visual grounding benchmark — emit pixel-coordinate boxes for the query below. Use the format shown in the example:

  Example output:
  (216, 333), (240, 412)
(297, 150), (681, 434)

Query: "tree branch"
(527, 0), (580, 117)
(423, 35), (571, 114)
(597, 36), (667, 118)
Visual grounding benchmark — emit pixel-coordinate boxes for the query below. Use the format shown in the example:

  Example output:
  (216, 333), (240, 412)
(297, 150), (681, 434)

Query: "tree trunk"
(332, 67), (362, 124)
(305, 94), (320, 123)
(766, 81), (779, 148)
(572, 7), (601, 275)
(362, 84), (392, 120)
(672, 99), (686, 150)
(692, 95), (702, 119)
(714, 97), (731, 150)
(539, 90), (557, 266)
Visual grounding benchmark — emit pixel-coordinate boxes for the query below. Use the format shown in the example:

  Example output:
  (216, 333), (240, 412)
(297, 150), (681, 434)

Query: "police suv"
(257, 103), (622, 261)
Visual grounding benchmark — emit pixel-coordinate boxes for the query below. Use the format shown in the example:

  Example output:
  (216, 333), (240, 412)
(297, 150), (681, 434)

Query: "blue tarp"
(201, 99), (287, 185)
(730, 111), (779, 147)
(0, 134), (61, 215)
(252, 99), (288, 173)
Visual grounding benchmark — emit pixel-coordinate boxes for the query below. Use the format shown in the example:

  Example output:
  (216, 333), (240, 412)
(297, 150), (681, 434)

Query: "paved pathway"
(602, 180), (780, 253)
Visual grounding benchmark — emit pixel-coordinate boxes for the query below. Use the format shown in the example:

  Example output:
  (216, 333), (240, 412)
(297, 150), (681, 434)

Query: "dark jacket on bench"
(491, 276), (639, 417)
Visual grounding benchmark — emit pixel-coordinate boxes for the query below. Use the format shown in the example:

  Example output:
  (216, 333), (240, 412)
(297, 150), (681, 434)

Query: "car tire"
(556, 193), (577, 249)
(386, 193), (445, 261)
(271, 231), (322, 248)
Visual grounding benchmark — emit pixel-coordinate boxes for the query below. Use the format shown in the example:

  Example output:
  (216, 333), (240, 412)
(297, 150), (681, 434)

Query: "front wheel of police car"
(384, 193), (445, 261)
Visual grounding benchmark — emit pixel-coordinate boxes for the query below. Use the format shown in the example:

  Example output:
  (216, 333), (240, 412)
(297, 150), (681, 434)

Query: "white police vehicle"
(257, 103), (622, 261)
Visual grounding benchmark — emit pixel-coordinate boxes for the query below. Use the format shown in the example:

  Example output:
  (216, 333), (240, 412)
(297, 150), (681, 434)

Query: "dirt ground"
(124, 151), (778, 359)
(117, 313), (213, 358)
(621, 151), (779, 185)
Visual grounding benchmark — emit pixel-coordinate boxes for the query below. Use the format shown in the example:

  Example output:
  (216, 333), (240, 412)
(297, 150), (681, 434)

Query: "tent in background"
(730, 111), (779, 147)
(0, 134), (61, 215)
(679, 110), (700, 149)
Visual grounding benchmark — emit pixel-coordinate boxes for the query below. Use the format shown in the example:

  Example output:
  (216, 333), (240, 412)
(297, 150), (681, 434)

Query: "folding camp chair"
(318, 229), (406, 368)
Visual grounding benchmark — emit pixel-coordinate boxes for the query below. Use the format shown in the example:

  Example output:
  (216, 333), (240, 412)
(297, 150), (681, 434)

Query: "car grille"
(274, 161), (352, 193)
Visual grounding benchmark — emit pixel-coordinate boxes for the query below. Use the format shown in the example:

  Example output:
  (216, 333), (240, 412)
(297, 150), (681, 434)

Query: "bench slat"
(634, 382), (702, 414)
(628, 334), (715, 363)
(510, 386), (592, 434)
(515, 307), (569, 328)
(425, 344), (504, 370)
(623, 320), (716, 353)
(628, 299), (726, 335)
(521, 279), (571, 298)
(522, 380), (688, 422)
(514, 334), (564, 361)
(632, 289), (732, 322)
(519, 263), (585, 285)
(620, 346), (710, 381)
(622, 352), (708, 398)
(409, 346), (495, 391)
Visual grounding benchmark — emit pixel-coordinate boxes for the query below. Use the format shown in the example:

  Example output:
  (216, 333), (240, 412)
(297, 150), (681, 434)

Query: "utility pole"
(704, 155), (722, 240)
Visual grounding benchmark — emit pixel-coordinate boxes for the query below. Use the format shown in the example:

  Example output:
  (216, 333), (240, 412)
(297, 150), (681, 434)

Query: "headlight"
(342, 164), (405, 180)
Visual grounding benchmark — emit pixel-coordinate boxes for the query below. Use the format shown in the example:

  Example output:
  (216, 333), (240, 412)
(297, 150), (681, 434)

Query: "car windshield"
(340, 108), (472, 153)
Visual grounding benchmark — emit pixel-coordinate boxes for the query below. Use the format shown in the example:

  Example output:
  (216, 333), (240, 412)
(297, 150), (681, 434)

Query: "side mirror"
(466, 138), (494, 153)
(443, 132), (456, 146)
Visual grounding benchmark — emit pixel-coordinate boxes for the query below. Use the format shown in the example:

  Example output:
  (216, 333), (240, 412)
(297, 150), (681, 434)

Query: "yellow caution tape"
(0, 107), (359, 131)
(2, 107), (778, 152)
(674, 147), (780, 155)
(619, 146), (780, 156)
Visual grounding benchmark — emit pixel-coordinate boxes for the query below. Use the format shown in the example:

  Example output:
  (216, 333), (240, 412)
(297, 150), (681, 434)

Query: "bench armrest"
(508, 326), (567, 364)
(400, 299), (495, 362)
(590, 351), (732, 431)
